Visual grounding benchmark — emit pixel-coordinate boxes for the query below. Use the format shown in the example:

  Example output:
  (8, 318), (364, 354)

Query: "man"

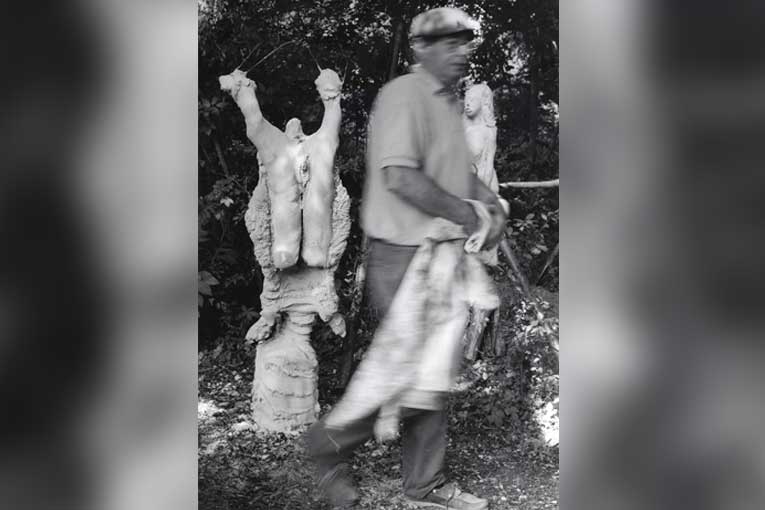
(306, 7), (505, 510)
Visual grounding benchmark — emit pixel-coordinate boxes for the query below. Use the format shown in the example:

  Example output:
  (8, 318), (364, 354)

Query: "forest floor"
(199, 353), (558, 510)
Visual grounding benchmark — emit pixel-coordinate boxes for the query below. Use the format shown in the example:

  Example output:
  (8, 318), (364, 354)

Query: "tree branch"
(213, 137), (230, 176)
(499, 178), (558, 189)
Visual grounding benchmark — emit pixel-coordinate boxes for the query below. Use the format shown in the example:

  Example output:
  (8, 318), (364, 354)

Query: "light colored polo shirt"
(361, 65), (474, 246)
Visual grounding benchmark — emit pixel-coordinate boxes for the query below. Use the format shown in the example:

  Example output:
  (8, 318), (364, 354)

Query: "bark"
(527, 40), (540, 174)
(388, 16), (405, 81)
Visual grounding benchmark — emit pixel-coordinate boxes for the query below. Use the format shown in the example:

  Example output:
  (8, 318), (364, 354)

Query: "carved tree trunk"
(246, 178), (350, 433)
(464, 307), (491, 361)
(251, 312), (320, 432)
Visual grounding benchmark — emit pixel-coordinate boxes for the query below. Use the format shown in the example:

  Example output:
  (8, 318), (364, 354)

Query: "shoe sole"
(403, 498), (489, 510)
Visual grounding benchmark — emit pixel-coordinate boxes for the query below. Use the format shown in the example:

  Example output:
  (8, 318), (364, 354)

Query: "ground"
(199, 354), (558, 510)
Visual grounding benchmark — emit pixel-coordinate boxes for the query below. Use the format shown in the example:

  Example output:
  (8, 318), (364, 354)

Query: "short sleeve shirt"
(360, 66), (473, 246)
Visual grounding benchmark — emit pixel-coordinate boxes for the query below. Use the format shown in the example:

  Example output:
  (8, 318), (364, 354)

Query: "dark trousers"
(305, 239), (448, 499)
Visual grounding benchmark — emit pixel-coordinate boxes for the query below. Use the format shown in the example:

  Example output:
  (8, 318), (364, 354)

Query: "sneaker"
(405, 482), (489, 510)
(318, 464), (360, 509)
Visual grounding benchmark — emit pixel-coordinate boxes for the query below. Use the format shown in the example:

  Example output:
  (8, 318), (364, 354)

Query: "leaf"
(198, 271), (220, 296)
(199, 271), (220, 286)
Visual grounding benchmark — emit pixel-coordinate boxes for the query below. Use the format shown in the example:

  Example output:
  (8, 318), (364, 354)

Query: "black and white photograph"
(199, 1), (559, 508)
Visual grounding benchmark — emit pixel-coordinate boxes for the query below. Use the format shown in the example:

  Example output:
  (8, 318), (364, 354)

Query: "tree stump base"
(252, 320), (319, 433)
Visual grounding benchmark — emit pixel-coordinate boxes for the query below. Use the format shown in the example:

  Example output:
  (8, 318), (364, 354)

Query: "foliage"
(508, 203), (559, 287)
(450, 277), (558, 461)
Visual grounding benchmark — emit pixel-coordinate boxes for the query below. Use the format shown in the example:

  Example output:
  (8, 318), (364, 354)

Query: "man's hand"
(457, 200), (481, 236)
(467, 173), (509, 247)
(483, 198), (509, 248)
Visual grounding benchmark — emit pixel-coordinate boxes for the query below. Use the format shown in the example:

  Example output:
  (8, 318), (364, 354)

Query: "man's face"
(420, 33), (474, 86)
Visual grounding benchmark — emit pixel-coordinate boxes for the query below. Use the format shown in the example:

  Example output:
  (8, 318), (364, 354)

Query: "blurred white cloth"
(325, 201), (499, 441)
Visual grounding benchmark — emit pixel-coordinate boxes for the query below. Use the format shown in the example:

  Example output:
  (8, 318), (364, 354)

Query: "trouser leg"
(306, 240), (416, 494)
(307, 239), (448, 499)
(304, 410), (378, 486)
(366, 240), (449, 499)
(306, 406), (448, 501)
(400, 407), (449, 499)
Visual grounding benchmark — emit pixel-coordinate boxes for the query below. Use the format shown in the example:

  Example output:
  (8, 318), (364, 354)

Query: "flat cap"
(409, 7), (479, 40)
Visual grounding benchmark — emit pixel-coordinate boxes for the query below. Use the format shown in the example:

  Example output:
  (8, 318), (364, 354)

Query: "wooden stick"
(499, 234), (544, 321)
(534, 242), (559, 286)
(236, 44), (262, 71)
(245, 40), (298, 72)
(303, 42), (323, 72)
(499, 178), (559, 189)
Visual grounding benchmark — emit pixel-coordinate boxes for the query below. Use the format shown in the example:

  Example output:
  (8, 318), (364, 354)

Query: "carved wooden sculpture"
(463, 82), (500, 358)
(219, 68), (350, 432)
(464, 82), (499, 193)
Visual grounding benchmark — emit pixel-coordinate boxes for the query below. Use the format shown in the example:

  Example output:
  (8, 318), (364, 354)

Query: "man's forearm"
(383, 166), (477, 230)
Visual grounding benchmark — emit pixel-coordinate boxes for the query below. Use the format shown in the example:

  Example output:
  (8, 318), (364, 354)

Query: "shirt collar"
(411, 64), (459, 101)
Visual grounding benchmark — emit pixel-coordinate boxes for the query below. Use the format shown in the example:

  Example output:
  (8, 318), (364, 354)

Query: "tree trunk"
(527, 41), (540, 174)
(251, 311), (319, 432)
(388, 16), (405, 81)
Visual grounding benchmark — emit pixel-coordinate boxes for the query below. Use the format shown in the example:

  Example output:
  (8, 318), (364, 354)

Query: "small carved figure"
(463, 82), (499, 193)
(462, 82), (502, 354)
(464, 82), (501, 268)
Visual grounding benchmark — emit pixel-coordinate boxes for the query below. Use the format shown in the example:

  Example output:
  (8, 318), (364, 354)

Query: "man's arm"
(383, 166), (479, 234)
